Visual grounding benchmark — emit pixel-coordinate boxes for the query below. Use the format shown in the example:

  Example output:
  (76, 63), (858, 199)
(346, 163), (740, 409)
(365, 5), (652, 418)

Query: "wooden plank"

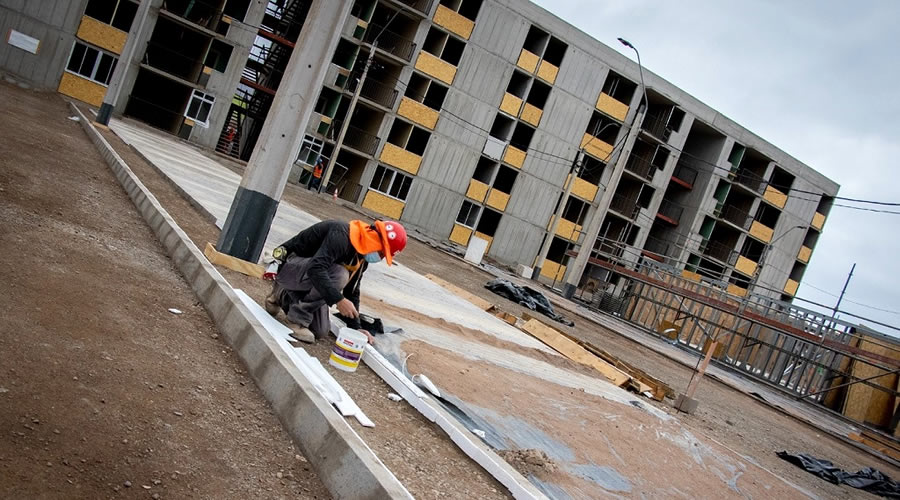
(849, 432), (900, 461)
(204, 242), (265, 279)
(425, 273), (494, 311)
(844, 336), (899, 426)
(520, 318), (632, 387)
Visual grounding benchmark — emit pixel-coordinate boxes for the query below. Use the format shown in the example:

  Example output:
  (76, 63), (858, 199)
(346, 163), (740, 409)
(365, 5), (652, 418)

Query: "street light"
(617, 37), (649, 115)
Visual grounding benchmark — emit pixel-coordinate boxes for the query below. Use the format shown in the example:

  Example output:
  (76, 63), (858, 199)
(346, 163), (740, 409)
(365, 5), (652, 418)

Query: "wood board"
(204, 242), (265, 278)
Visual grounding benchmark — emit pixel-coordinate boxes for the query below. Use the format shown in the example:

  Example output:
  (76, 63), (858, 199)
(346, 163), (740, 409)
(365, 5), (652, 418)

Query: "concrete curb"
(71, 103), (413, 500)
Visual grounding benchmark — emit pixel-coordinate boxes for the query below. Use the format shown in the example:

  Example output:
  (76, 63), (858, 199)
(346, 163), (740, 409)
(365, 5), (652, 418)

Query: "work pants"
(272, 256), (349, 339)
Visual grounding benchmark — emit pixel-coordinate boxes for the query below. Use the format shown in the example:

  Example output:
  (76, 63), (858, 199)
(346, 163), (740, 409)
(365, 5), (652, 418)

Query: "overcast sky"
(531, 0), (900, 333)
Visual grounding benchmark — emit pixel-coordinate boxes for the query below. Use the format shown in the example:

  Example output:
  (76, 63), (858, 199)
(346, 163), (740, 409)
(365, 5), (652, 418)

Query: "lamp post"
(617, 37), (649, 115)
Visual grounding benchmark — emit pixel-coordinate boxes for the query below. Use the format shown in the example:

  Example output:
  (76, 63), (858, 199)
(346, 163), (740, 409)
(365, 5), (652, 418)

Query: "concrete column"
(562, 108), (646, 298)
(217, 0), (354, 261)
(96, 0), (162, 124)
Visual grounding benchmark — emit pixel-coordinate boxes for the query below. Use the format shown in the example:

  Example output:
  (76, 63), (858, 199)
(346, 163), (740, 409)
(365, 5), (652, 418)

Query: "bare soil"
(0, 81), (330, 498)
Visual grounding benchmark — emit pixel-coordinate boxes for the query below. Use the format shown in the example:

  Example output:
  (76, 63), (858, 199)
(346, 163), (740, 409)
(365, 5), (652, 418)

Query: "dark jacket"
(279, 221), (367, 327)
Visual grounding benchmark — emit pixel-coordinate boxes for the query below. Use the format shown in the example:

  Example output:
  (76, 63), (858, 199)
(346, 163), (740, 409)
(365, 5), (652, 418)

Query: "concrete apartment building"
(0, 0), (838, 304)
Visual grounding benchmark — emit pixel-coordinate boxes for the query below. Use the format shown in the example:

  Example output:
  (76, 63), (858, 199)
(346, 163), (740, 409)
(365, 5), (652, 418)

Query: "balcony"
(811, 211), (826, 231)
(734, 255), (758, 277)
(555, 218), (582, 241)
(596, 93), (628, 122)
(500, 92), (523, 116)
(656, 199), (683, 226)
(749, 220), (774, 243)
(797, 245), (812, 263)
(537, 60), (558, 84)
(734, 169), (765, 194)
(379, 143), (423, 175)
(516, 48), (539, 73)
(569, 175), (599, 201)
(432, 4), (474, 39)
(581, 132), (614, 160)
(700, 239), (735, 264)
(609, 193), (639, 219)
(624, 154), (655, 181)
(486, 190), (510, 211)
(671, 162), (698, 189)
(466, 179), (489, 202)
(364, 24), (416, 61)
(504, 144), (526, 168)
(521, 103), (543, 127)
(389, 0), (435, 16)
(354, 78), (399, 110)
(333, 122), (380, 156)
(641, 237), (671, 262)
(763, 185), (787, 209)
(717, 204), (752, 230)
(784, 278), (800, 296)
(414, 51), (457, 85)
(641, 113), (673, 143)
(397, 97), (439, 130)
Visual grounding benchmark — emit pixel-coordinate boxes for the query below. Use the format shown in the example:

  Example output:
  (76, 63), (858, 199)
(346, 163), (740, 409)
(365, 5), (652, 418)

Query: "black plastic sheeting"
(484, 279), (574, 327)
(776, 451), (900, 498)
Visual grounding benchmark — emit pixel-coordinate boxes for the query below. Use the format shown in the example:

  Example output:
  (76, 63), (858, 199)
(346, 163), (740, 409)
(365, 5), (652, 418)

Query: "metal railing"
(354, 78), (399, 109)
(331, 121), (380, 156)
(642, 236), (672, 260)
(656, 199), (684, 224)
(640, 113), (673, 142)
(609, 193), (640, 219)
(390, 0), (435, 15)
(672, 161), (699, 187)
(717, 204), (753, 230)
(699, 239), (735, 264)
(364, 25), (417, 61)
(143, 41), (206, 83)
(624, 154), (655, 181)
(735, 168), (766, 194)
(161, 0), (227, 33)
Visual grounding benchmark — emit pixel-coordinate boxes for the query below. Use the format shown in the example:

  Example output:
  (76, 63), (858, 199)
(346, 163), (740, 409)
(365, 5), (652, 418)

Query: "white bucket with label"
(329, 327), (367, 372)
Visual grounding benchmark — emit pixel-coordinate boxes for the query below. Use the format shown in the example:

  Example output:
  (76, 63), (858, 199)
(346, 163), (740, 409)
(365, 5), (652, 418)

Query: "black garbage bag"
(333, 313), (385, 334)
(484, 279), (574, 327)
(776, 451), (900, 498)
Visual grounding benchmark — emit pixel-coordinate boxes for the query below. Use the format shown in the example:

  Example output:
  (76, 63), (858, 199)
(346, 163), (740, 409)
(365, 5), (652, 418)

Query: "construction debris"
(776, 451), (900, 497)
(484, 279), (573, 326)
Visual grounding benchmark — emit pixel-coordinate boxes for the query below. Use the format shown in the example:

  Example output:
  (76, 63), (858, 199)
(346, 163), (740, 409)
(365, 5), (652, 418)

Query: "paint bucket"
(329, 327), (367, 372)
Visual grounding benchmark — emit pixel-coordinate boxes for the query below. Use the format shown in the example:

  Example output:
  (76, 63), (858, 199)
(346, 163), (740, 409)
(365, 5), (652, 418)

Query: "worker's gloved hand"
(336, 298), (359, 319)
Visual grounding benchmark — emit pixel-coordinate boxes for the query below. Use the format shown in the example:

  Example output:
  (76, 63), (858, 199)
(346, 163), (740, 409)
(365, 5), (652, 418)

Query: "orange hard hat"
(374, 220), (407, 264)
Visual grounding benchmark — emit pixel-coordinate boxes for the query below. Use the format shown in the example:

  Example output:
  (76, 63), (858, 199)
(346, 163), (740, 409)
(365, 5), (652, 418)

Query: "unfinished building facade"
(0, 0), (838, 306)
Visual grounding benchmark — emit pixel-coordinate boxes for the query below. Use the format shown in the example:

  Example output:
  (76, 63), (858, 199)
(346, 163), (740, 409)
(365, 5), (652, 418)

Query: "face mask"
(363, 252), (381, 263)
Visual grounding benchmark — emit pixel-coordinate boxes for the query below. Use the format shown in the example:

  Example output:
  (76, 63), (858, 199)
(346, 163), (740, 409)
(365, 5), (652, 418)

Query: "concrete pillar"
(562, 108), (647, 298)
(96, 0), (162, 124)
(217, 0), (354, 261)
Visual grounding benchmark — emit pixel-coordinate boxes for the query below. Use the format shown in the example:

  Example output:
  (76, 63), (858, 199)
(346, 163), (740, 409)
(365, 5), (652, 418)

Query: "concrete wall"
(0, 0), (86, 88)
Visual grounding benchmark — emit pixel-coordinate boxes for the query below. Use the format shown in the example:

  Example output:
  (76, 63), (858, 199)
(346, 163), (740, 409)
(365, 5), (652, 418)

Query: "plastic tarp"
(484, 279), (574, 327)
(776, 451), (900, 498)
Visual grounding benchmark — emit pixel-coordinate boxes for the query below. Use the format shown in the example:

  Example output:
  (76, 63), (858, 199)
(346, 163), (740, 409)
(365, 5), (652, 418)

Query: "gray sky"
(531, 0), (900, 332)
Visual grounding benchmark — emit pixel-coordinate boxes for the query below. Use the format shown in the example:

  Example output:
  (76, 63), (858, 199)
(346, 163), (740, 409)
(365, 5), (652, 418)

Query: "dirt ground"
(0, 80), (330, 498)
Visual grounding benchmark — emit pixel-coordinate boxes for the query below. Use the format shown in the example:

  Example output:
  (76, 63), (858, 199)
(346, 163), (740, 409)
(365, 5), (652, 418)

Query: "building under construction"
(1, 0), (838, 306)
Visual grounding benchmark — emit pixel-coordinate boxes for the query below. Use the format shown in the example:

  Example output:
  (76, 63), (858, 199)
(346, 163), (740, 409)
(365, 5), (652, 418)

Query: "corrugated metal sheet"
(401, 179), (463, 238)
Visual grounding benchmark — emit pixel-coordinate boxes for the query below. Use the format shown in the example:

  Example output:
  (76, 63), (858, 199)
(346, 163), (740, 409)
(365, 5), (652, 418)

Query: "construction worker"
(265, 219), (407, 344)
(308, 158), (324, 191)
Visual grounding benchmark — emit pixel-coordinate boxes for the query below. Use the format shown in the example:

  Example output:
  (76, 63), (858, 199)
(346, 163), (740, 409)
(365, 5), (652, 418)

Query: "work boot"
(288, 325), (316, 344)
(264, 286), (280, 316)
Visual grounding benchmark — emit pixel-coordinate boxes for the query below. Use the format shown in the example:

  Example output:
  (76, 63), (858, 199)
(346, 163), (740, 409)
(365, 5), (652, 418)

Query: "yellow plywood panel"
(499, 92), (523, 116)
(415, 51), (457, 85)
(540, 260), (566, 281)
(555, 218), (581, 240)
(397, 97), (439, 130)
(783, 278), (799, 296)
(433, 4), (474, 39)
(521, 319), (632, 386)
(844, 336), (900, 427)
(466, 179), (489, 202)
(798, 245), (812, 263)
(77, 16), (127, 54)
(734, 255), (758, 277)
(537, 60), (558, 84)
(449, 223), (472, 246)
(516, 49), (539, 73)
(681, 270), (702, 282)
(749, 220), (774, 242)
(570, 175), (599, 201)
(726, 283), (748, 297)
(362, 191), (405, 219)
(486, 190), (510, 211)
(504, 145), (526, 168)
(581, 132), (613, 160)
(812, 211), (826, 231)
(379, 143), (422, 175)
(320, 115), (333, 124)
(520, 103), (543, 126)
(595, 93), (629, 121)
(57, 72), (106, 107)
(764, 185), (787, 209)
